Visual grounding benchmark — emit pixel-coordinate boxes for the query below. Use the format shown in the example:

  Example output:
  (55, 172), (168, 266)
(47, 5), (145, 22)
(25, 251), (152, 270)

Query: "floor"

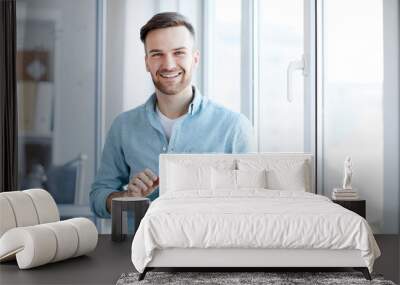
(0, 234), (398, 284)
(373, 234), (400, 284)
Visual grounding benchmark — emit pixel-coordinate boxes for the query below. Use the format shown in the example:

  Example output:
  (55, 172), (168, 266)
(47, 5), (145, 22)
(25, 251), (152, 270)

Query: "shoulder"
(202, 99), (251, 127)
(203, 99), (239, 119)
(111, 104), (146, 128)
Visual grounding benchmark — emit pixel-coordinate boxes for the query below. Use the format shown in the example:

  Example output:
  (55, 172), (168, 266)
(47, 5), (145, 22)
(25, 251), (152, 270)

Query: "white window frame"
(202, 0), (318, 191)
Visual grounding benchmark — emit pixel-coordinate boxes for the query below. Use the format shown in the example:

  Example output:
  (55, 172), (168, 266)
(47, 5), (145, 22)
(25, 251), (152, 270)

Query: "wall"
(383, 0), (400, 233)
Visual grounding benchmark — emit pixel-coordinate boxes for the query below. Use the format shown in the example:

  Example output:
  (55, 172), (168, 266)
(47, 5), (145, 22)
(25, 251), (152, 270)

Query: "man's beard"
(151, 68), (192, 95)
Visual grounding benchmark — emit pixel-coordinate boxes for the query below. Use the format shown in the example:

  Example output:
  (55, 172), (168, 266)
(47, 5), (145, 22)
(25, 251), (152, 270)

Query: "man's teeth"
(160, 72), (181, 78)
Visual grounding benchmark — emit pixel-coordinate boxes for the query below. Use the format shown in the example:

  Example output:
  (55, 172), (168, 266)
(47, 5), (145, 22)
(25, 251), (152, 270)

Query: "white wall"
(122, 1), (155, 112)
(383, 0), (400, 233)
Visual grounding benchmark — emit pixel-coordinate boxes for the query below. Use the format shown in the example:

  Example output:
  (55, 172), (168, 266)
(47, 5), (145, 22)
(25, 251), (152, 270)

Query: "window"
(202, 0), (398, 233)
(206, 0), (242, 112)
(16, 0), (98, 221)
(320, 0), (399, 233)
(258, 0), (305, 152)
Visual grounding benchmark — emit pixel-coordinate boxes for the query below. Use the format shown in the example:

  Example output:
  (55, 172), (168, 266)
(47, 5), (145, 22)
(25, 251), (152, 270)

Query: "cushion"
(23, 189), (60, 224)
(237, 169), (268, 188)
(212, 169), (236, 190)
(211, 169), (268, 190)
(238, 159), (309, 191)
(0, 218), (98, 269)
(0, 191), (39, 228)
(267, 162), (307, 191)
(0, 189), (59, 237)
(167, 163), (212, 191)
(0, 196), (17, 237)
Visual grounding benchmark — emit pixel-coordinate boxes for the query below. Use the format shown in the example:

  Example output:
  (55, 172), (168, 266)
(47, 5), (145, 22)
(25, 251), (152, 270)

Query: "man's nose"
(161, 54), (177, 70)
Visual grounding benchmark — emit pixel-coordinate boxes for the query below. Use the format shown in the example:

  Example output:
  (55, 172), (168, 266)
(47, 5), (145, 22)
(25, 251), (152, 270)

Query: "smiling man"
(90, 12), (255, 218)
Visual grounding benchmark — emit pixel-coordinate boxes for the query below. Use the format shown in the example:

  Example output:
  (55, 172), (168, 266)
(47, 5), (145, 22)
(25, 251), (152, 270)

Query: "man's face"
(144, 26), (199, 96)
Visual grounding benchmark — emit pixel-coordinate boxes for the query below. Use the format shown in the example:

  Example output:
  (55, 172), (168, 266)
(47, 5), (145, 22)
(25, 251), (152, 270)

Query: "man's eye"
(175, 51), (185, 56)
(151, 53), (161, 57)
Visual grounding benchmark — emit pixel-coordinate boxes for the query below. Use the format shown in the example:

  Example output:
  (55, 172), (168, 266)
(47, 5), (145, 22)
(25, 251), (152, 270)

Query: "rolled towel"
(0, 218), (98, 269)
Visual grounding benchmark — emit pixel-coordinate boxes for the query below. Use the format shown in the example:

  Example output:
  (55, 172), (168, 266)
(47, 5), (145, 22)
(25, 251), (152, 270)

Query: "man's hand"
(127, 168), (159, 197)
(106, 169), (159, 213)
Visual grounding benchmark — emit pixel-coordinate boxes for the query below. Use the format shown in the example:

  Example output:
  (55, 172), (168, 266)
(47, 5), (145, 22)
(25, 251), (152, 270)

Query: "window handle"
(287, 55), (306, 102)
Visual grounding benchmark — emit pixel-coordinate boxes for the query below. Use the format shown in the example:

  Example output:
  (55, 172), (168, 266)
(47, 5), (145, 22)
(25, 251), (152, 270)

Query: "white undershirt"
(156, 106), (186, 141)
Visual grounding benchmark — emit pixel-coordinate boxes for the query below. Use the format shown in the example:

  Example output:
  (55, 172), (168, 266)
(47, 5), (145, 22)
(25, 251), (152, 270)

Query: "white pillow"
(211, 169), (268, 190)
(167, 163), (212, 192)
(211, 169), (236, 190)
(238, 159), (309, 191)
(237, 169), (267, 188)
(267, 162), (307, 191)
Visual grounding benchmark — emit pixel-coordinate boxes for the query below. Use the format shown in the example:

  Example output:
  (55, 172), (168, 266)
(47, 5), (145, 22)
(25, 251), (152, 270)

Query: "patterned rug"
(116, 271), (396, 285)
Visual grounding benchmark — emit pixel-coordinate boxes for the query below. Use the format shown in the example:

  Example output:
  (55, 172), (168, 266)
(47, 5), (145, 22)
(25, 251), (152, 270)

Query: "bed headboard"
(159, 153), (314, 196)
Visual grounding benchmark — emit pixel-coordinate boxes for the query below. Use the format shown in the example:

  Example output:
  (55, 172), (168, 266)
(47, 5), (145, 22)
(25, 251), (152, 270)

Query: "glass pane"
(210, 0), (241, 112)
(258, 0), (305, 152)
(16, 0), (97, 220)
(322, 0), (398, 233)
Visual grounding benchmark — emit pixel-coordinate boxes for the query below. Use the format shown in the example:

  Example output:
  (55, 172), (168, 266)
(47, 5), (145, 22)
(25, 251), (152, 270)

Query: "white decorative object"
(342, 156), (353, 190)
(0, 189), (98, 269)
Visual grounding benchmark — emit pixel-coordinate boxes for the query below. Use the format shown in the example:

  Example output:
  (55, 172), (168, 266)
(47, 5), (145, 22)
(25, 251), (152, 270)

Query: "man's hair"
(140, 12), (195, 44)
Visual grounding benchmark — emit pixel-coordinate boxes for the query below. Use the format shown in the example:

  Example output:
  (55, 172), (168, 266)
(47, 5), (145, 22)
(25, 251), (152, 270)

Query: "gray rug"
(116, 271), (396, 285)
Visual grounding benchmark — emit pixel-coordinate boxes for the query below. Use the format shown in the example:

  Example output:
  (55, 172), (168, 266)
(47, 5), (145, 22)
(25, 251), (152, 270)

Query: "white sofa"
(0, 189), (98, 269)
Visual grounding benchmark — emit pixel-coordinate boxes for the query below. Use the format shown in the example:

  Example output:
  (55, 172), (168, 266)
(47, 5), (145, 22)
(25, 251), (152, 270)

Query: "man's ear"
(145, 55), (150, 72)
(193, 49), (200, 67)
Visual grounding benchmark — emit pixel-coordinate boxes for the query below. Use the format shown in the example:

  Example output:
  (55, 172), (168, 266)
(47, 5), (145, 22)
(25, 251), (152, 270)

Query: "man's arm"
(230, 113), (257, 153)
(90, 116), (129, 218)
(105, 169), (159, 213)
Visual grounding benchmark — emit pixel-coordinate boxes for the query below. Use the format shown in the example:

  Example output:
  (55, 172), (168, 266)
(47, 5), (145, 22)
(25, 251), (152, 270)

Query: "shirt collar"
(145, 85), (204, 117)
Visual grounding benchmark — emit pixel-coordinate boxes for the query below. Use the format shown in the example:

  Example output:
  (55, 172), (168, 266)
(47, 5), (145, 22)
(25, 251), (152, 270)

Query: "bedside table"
(332, 199), (366, 218)
(111, 197), (150, 242)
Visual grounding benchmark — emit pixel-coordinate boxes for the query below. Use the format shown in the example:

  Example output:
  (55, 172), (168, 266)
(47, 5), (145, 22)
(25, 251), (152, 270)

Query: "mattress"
(131, 190), (380, 273)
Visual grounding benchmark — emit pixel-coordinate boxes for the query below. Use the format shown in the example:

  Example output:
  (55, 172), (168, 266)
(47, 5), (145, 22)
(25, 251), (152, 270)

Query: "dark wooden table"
(332, 199), (366, 218)
(0, 235), (398, 284)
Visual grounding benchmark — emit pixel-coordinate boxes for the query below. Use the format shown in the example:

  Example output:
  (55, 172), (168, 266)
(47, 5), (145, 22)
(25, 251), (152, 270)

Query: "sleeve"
(90, 116), (130, 218)
(230, 113), (257, 153)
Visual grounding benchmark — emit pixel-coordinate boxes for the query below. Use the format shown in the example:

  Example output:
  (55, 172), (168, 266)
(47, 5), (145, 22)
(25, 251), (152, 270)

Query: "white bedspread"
(131, 190), (380, 273)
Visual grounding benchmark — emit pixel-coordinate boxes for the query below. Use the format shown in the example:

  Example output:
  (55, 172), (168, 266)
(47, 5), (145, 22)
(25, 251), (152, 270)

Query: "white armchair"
(0, 189), (98, 269)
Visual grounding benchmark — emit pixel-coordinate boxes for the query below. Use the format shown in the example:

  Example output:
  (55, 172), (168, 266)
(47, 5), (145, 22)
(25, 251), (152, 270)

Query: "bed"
(131, 153), (380, 280)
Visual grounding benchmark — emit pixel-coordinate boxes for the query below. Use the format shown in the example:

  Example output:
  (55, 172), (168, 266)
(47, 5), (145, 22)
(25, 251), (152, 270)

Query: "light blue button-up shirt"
(90, 87), (255, 218)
